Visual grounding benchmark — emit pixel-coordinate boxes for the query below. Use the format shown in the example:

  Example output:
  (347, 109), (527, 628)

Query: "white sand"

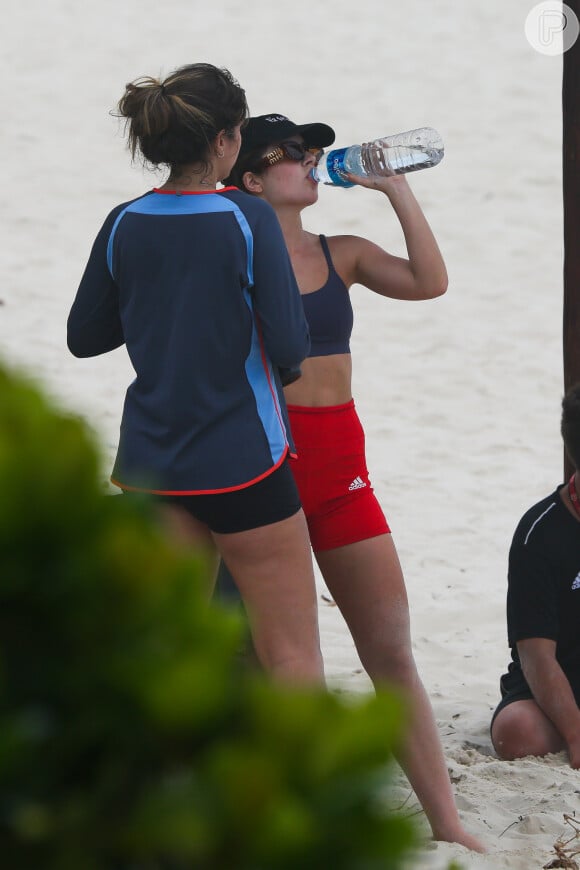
(3, 0), (579, 865)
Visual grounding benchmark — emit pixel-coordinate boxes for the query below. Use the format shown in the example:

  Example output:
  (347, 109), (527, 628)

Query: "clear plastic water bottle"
(313, 127), (444, 188)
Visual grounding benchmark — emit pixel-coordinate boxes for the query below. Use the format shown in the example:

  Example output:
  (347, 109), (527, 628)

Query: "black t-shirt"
(504, 486), (580, 696)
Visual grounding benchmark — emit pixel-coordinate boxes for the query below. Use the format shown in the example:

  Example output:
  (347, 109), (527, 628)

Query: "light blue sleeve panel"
(242, 287), (289, 464)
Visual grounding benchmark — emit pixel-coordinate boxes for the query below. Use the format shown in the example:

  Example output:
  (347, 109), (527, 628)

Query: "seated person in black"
(491, 382), (580, 768)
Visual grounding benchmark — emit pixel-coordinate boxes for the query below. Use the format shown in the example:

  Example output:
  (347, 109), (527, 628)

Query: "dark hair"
(222, 147), (268, 191)
(561, 382), (580, 470)
(116, 63), (248, 172)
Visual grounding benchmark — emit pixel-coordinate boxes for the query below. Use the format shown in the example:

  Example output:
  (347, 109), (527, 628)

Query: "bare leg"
(214, 508), (324, 684)
(155, 502), (218, 596)
(315, 534), (485, 852)
(156, 504), (323, 684)
(491, 699), (566, 760)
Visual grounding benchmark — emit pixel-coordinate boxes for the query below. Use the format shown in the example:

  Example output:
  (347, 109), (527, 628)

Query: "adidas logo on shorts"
(572, 572), (580, 591)
(348, 476), (367, 491)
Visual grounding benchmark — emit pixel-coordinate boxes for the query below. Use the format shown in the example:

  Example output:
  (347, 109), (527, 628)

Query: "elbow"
(275, 349), (308, 369)
(67, 330), (109, 358)
(284, 337), (310, 369)
(431, 279), (448, 299)
(414, 279), (448, 301)
(269, 335), (310, 370)
(67, 313), (90, 358)
(411, 265), (448, 300)
(67, 333), (88, 358)
(434, 267), (449, 297)
(67, 318), (124, 357)
(422, 275), (448, 299)
(403, 279), (448, 301)
(67, 323), (98, 358)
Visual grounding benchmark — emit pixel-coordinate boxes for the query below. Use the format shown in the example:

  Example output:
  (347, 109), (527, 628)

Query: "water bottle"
(313, 127), (444, 188)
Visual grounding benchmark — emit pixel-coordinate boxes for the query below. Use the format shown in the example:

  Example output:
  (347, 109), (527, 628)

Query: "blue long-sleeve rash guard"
(68, 187), (310, 494)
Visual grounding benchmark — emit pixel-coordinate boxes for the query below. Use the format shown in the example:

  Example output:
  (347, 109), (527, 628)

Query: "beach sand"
(2, 1), (578, 866)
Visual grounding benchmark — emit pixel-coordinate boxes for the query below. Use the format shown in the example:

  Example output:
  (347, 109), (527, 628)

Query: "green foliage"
(0, 363), (417, 869)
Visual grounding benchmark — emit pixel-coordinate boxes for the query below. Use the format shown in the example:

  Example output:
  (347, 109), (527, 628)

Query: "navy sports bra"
(301, 235), (353, 357)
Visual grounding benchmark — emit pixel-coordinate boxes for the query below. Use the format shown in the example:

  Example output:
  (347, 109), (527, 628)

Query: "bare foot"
(435, 827), (487, 854)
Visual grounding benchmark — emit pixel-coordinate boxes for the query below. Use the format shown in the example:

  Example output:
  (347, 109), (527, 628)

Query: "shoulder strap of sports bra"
(318, 234), (335, 271)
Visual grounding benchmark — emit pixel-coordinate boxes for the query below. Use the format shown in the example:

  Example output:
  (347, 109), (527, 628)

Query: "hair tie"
(159, 83), (167, 96)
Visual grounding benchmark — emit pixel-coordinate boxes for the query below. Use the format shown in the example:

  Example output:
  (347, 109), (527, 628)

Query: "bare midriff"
(283, 353), (352, 407)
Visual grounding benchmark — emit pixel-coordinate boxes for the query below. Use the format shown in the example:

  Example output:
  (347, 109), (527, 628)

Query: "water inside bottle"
(363, 143), (443, 176)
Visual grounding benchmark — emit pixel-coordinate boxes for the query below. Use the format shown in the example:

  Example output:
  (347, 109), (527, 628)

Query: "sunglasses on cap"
(251, 140), (324, 172)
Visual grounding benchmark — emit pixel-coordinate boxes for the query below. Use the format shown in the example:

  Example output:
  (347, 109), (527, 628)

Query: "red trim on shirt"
(152, 187), (239, 195)
(110, 448), (289, 496)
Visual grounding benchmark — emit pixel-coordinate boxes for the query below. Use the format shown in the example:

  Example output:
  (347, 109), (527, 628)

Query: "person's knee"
(255, 643), (324, 684)
(361, 642), (417, 687)
(491, 703), (558, 760)
(492, 715), (528, 760)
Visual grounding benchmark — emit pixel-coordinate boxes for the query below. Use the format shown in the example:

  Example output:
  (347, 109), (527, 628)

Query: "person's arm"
(67, 211), (125, 358)
(341, 174), (448, 301)
(517, 637), (580, 767)
(250, 203), (310, 367)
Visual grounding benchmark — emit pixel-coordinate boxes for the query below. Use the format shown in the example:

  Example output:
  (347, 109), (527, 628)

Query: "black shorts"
(149, 458), (302, 534)
(491, 662), (580, 729)
(490, 666), (535, 729)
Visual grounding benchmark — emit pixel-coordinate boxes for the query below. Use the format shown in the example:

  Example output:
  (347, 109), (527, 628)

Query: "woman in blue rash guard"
(67, 64), (324, 684)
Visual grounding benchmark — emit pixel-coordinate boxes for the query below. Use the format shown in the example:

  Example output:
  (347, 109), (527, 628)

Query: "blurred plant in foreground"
(0, 363), (418, 869)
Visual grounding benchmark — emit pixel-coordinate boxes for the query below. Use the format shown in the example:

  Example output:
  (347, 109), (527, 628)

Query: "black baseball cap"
(238, 113), (335, 159)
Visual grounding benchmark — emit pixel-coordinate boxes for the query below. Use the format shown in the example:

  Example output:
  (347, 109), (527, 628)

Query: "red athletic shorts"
(286, 400), (390, 552)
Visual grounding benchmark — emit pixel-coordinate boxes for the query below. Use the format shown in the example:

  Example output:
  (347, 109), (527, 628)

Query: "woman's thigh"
(315, 533), (412, 670)
(214, 509), (323, 680)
